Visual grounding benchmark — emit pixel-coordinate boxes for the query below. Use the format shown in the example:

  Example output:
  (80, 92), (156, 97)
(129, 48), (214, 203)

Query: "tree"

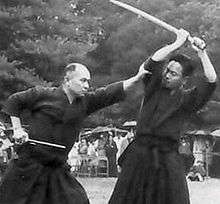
(0, 0), (219, 127)
(0, 0), (102, 102)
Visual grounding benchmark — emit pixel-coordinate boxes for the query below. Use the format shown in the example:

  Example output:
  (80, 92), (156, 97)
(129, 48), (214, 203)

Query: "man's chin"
(162, 82), (173, 89)
(162, 80), (169, 87)
(78, 91), (89, 96)
(76, 93), (85, 97)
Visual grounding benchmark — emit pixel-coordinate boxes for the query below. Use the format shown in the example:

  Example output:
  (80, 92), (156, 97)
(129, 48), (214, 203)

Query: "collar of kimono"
(167, 84), (184, 96)
(62, 86), (78, 104)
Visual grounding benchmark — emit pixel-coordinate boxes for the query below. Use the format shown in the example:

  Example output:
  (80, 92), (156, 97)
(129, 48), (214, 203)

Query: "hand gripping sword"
(110, 0), (206, 49)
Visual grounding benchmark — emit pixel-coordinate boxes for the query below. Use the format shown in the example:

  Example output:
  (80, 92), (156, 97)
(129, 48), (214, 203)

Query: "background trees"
(0, 0), (219, 128)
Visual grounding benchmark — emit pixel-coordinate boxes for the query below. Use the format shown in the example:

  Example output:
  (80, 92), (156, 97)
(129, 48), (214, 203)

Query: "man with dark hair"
(0, 62), (149, 204)
(109, 29), (217, 204)
(168, 54), (195, 76)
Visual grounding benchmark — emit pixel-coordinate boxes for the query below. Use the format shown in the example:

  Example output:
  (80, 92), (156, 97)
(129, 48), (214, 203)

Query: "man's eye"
(171, 72), (177, 76)
(80, 79), (86, 82)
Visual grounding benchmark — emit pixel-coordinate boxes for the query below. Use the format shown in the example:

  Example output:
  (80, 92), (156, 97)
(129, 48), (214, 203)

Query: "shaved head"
(63, 63), (91, 96)
(65, 63), (90, 79)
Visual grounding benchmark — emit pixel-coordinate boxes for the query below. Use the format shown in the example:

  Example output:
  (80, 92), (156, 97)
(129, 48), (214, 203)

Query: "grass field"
(77, 177), (220, 204)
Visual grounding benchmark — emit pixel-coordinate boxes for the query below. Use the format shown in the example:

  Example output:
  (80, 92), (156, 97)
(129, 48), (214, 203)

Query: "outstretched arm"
(122, 65), (151, 93)
(85, 65), (152, 115)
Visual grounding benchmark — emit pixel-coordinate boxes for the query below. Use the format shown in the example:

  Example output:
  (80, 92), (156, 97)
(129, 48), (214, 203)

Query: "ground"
(77, 177), (220, 204)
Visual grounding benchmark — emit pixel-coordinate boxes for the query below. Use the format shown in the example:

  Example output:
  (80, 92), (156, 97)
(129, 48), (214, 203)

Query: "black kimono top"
(3, 82), (125, 163)
(136, 58), (217, 142)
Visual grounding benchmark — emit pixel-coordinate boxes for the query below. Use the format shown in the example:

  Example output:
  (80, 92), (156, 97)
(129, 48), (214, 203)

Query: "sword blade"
(110, 0), (196, 46)
(28, 139), (66, 149)
(110, 0), (179, 34)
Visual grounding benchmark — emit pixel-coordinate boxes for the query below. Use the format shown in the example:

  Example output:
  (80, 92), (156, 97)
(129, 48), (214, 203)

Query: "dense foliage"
(0, 0), (219, 128)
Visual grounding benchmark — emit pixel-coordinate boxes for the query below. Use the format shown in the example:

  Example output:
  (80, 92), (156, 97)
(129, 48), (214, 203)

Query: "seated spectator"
(187, 161), (206, 182)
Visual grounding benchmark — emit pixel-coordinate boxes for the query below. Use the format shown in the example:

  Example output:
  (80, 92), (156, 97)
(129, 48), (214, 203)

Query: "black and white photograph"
(0, 0), (220, 203)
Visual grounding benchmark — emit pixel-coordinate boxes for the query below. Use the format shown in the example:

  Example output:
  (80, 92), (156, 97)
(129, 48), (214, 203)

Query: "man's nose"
(84, 81), (90, 89)
(166, 72), (171, 79)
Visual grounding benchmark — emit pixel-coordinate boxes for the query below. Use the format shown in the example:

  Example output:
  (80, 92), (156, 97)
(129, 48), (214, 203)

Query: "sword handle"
(187, 35), (207, 50)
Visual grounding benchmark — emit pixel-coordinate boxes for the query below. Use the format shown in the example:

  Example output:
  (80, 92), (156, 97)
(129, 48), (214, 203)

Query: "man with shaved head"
(0, 61), (148, 204)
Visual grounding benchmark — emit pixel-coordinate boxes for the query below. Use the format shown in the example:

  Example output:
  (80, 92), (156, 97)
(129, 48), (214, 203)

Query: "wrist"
(13, 127), (24, 132)
(197, 49), (207, 58)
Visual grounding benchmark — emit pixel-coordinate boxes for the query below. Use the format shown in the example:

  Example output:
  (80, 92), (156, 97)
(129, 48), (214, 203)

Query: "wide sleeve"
(142, 57), (165, 97)
(85, 82), (126, 115)
(182, 79), (217, 113)
(143, 58), (164, 84)
(2, 86), (48, 117)
(113, 141), (118, 154)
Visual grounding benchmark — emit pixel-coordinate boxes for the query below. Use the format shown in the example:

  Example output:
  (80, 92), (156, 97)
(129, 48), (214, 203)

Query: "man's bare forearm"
(123, 75), (139, 93)
(152, 29), (189, 62)
(152, 43), (181, 62)
(123, 66), (151, 94)
(198, 50), (217, 83)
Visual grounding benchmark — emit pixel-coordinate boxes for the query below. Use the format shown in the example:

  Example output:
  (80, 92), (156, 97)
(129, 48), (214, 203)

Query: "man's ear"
(64, 73), (70, 84)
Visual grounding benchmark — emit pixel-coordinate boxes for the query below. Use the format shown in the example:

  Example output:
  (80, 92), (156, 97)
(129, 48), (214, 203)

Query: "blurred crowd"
(67, 129), (135, 177)
(0, 122), (16, 177)
(0, 119), (219, 181)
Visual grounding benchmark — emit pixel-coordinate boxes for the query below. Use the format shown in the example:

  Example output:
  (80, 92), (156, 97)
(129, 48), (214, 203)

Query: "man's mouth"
(162, 77), (168, 83)
(82, 90), (88, 93)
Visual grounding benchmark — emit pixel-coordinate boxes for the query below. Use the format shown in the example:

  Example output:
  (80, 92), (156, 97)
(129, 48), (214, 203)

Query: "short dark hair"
(169, 54), (196, 77)
(65, 63), (77, 73)
(61, 63), (77, 84)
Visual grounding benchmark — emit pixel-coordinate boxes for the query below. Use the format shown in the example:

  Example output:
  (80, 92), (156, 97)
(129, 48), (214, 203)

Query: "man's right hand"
(136, 62), (152, 80)
(13, 128), (29, 145)
(174, 28), (190, 48)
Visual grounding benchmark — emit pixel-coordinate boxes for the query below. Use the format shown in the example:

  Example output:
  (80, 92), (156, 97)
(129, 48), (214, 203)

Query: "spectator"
(120, 129), (134, 156)
(68, 142), (80, 173)
(113, 133), (123, 162)
(187, 161), (206, 181)
(0, 122), (13, 163)
(97, 134), (107, 157)
(179, 137), (194, 174)
(88, 141), (97, 157)
(0, 141), (8, 175)
(78, 139), (88, 155)
(105, 134), (118, 177)
(87, 141), (98, 176)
